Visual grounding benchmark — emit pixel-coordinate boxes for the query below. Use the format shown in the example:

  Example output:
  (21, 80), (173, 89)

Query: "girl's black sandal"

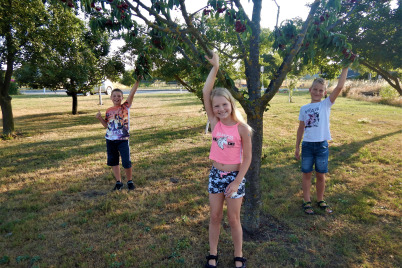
(205, 254), (218, 268)
(234, 256), (247, 268)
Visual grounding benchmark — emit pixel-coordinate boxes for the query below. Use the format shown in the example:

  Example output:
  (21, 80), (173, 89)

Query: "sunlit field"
(0, 91), (401, 267)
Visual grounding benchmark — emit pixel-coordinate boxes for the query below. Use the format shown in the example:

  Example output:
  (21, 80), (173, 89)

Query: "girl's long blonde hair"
(210, 88), (253, 134)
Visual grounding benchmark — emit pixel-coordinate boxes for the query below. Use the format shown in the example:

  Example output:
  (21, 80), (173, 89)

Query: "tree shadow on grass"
(7, 112), (102, 136)
(0, 121), (207, 183)
(132, 124), (205, 147)
(1, 116), (400, 266)
(242, 129), (402, 267)
(12, 94), (70, 99)
(329, 129), (402, 170)
(0, 142), (212, 267)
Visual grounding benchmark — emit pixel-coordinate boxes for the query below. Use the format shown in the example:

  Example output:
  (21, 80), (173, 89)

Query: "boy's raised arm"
(126, 80), (140, 106)
(329, 67), (349, 103)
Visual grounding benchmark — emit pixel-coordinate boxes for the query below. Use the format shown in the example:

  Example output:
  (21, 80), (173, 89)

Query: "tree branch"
(176, 46), (201, 68)
(261, 0), (321, 106)
(213, 45), (243, 60)
(173, 74), (197, 94)
(360, 59), (402, 95)
(232, 0), (252, 26)
(272, 0), (280, 29)
(327, 3), (360, 31)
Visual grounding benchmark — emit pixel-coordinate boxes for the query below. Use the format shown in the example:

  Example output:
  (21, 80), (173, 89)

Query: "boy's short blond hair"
(111, 88), (123, 95)
(311, 78), (327, 89)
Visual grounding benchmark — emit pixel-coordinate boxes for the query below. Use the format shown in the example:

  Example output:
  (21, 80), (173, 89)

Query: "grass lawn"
(0, 91), (401, 267)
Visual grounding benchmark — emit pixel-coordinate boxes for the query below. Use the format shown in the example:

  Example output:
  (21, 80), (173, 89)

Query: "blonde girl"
(203, 52), (252, 268)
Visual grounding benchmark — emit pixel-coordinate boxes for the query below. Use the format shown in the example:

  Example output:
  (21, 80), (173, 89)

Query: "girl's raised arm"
(202, 52), (219, 123)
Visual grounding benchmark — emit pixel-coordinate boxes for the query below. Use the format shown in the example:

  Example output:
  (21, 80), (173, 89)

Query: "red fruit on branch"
(96, 7), (102, 11)
(342, 48), (348, 55)
(217, 7), (226, 13)
(320, 15), (325, 22)
(67, 1), (74, 7)
(305, 42), (310, 48)
(314, 20), (320, 25)
(90, 2), (95, 8)
(203, 9), (211, 15)
(350, 53), (356, 62)
(235, 20), (246, 33)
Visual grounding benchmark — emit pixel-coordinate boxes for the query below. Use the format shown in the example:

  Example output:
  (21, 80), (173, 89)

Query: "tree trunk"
(72, 93), (78, 115)
(242, 113), (263, 233)
(0, 50), (15, 137)
(0, 93), (14, 137)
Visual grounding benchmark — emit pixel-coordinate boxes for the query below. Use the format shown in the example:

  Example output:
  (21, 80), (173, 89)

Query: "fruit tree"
(66, 0), (362, 233)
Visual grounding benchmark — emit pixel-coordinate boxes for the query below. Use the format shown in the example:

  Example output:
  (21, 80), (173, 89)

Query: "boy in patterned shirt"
(96, 80), (140, 191)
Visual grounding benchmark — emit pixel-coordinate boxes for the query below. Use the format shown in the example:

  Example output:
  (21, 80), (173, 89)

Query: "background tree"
(0, 0), (48, 137)
(334, 0), (401, 95)
(73, 0), (361, 233)
(14, 3), (125, 114)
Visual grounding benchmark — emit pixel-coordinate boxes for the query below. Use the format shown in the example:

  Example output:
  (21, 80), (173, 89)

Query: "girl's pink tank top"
(209, 121), (242, 165)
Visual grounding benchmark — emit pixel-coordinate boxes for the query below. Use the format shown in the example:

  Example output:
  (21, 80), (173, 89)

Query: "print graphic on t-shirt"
(305, 107), (320, 128)
(216, 136), (228, 149)
(106, 105), (129, 139)
(107, 115), (128, 137)
(213, 136), (236, 149)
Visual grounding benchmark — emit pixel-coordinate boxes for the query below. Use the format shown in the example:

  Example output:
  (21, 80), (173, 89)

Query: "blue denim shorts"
(301, 141), (329, 173)
(106, 139), (132, 168)
(208, 166), (246, 199)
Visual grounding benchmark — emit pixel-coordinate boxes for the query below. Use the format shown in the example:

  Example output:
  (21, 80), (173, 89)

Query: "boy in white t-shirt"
(295, 67), (348, 214)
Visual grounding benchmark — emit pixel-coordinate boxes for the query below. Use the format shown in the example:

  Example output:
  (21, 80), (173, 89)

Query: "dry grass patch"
(328, 80), (402, 107)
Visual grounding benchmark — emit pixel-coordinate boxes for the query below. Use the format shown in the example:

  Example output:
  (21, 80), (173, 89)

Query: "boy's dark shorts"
(301, 140), (329, 173)
(106, 139), (132, 168)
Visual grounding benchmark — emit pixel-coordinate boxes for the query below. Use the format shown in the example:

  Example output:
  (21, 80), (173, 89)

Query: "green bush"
(9, 82), (19, 95)
(379, 86), (398, 99)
